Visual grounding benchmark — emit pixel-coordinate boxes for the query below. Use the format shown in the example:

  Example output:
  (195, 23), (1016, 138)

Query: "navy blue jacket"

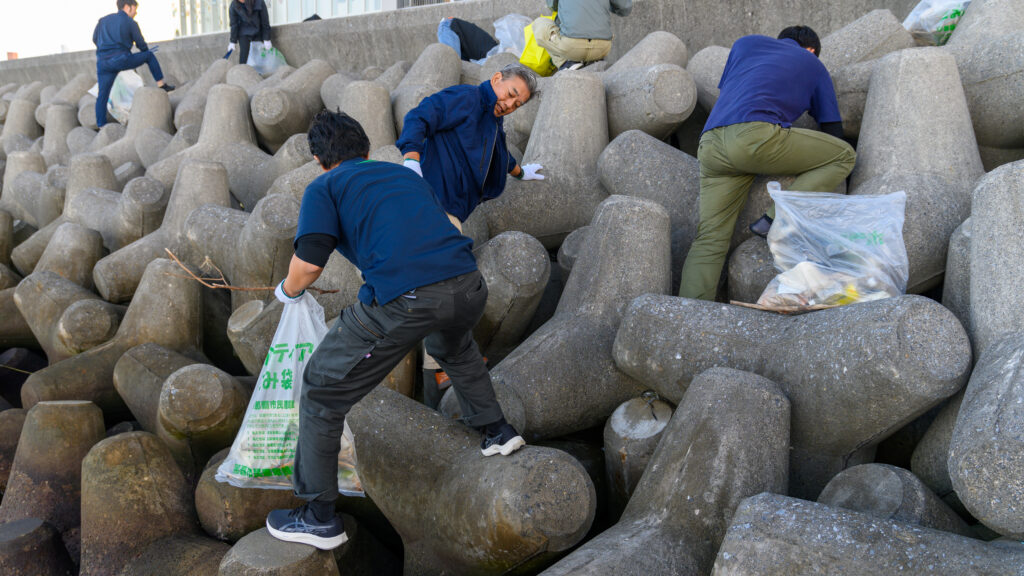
(229, 0), (272, 42)
(93, 11), (148, 60)
(396, 81), (519, 222)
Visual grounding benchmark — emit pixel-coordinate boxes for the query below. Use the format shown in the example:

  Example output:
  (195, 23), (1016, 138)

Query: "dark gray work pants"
(293, 270), (505, 504)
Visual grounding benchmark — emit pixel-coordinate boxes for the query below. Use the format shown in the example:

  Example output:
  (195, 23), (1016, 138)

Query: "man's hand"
(519, 163), (545, 181)
(403, 159), (423, 177)
(228, 42), (236, 53)
(275, 280), (304, 304)
(263, 40), (273, 50)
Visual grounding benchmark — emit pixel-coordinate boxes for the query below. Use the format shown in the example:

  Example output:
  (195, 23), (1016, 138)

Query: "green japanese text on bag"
(757, 188), (909, 308)
(247, 46), (288, 75)
(903, 0), (971, 46)
(216, 293), (363, 496)
(521, 11), (557, 77)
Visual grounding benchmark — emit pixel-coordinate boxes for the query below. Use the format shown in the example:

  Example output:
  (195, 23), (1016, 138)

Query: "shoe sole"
(480, 435), (526, 457)
(266, 521), (349, 550)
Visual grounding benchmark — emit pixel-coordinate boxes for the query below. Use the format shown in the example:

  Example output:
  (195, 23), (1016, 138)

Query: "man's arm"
(395, 89), (475, 160)
(281, 254), (324, 297)
(611, 0), (632, 17)
(130, 19), (148, 52)
(93, 23), (99, 48)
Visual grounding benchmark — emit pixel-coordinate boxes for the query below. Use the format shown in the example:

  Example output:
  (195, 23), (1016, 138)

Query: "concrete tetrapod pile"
(3, 6), (1024, 575)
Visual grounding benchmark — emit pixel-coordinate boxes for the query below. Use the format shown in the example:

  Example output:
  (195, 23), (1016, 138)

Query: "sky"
(0, 0), (180, 60)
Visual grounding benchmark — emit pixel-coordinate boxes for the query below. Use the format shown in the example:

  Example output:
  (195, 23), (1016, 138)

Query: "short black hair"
(307, 109), (370, 170)
(117, 0), (138, 10)
(778, 25), (821, 58)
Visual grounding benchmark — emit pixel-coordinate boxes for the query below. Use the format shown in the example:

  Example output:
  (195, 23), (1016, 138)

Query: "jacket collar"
(478, 80), (498, 113)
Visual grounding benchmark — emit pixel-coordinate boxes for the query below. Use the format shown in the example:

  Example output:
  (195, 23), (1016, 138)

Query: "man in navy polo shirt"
(266, 110), (525, 550)
(678, 25), (857, 301)
(92, 0), (174, 128)
(397, 63), (544, 407)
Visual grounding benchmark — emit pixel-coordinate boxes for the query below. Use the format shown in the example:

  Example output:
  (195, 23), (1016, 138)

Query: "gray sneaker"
(266, 504), (348, 550)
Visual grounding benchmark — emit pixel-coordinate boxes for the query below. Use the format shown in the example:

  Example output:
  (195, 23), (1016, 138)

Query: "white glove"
(263, 40), (272, 50)
(275, 280), (303, 304)
(519, 163), (545, 181)
(228, 42), (236, 52)
(403, 159), (423, 177)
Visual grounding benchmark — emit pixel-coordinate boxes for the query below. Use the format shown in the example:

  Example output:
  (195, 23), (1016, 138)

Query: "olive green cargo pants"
(678, 121), (856, 301)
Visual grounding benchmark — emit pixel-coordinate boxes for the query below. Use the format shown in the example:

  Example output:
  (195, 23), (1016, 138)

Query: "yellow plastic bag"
(520, 12), (557, 77)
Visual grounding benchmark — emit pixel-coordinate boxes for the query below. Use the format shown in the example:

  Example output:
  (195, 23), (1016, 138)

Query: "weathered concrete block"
(3, 163), (67, 230)
(604, 63), (696, 140)
(969, 160), (1024, 355)
(602, 393), (673, 520)
(34, 72), (93, 128)
(350, 387), (595, 575)
(0, 150), (47, 223)
(148, 84), (310, 210)
(477, 70), (609, 248)
(686, 45), (729, 111)
(0, 401), (105, 565)
(850, 48), (983, 294)
(21, 258), (204, 420)
(55, 298), (125, 356)
(226, 299), (284, 376)
(947, 0), (1024, 48)
(218, 528), (339, 576)
(319, 69), (357, 111)
(113, 343), (196, 433)
(361, 65), (383, 81)
(0, 263), (21, 290)
(85, 122), (126, 153)
(117, 533), (229, 576)
(79, 431), (199, 576)
(30, 220), (103, 288)
(949, 333), (1024, 538)
(460, 60), (481, 86)
(195, 449), (304, 543)
(712, 493), (1024, 575)
(820, 9), (914, 72)
(726, 236), (775, 304)
(40, 103), (77, 167)
(156, 122), (199, 163)
(391, 43), (461, 133)
(335, 80), (396, 151)
(95, 160), (230, 303)
(1, 99), (42, 155)
(133, 126), (174, 168)
(0, 408), (26, 492)
(911, 391), (965, 510)
(555, 224), (586, 281)
(948, 32), (1024, 151)
(0, 518), (75, 576)
(174, 59), (231, 130)
(543, 368), (789, 576)
(472, 230), (550, 364)
(605, 30), (688, 74)
(0, 209), (12, 266)
(375, 60), (410, 93)
(77, 92), (104, 130)
(66, 175), (168, 252)
(830, 58), (874, 139)
(252, 59), (334, 152)
(444, 195), (670, 439)
(818, 463), (971, 536)
(942, 218), (971, 338)
(14, 271), (104, 363)
(95, 87), (174, 171)
(0, 288), (37, 348)
(614, 294), (972, 498)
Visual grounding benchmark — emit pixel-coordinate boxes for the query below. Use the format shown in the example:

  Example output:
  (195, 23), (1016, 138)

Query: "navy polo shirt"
(295, 158), (477, 306)
(703, 35), (841, 134)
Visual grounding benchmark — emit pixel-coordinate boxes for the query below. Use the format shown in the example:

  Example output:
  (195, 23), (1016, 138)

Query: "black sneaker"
(266, 504), (348, 550)
(749, 214), (773, 238)
(558, 60), (584, 71)
(159, 84), (175, 92)
(480, 423), (526, 456)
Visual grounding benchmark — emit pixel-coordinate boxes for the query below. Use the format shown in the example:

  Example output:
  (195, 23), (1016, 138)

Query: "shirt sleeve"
(294, 233), (337, 267)
(611, 0), (633, 17)
(808, 68), (842, 124)
(93, 22), (99, 47)
(395, 88), (476, 156)
(295, 178), (341, 246)
(130, 19), (148, 52)
(229, 7), (239, 43)
(260, 7), (272, 41)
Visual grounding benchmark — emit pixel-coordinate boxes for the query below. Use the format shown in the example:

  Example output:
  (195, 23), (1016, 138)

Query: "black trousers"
(238, 36), (256, 67)
(293, 270), (505, 503)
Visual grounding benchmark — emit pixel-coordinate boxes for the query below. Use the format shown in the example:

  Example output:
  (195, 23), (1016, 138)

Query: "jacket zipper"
(479, 123), (499, 198)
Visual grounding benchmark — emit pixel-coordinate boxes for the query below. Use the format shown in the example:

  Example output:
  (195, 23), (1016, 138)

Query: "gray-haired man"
(396, 64), (544, 405)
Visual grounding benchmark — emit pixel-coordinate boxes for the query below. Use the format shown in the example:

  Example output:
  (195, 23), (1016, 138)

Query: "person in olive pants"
(678, 26), (856, 301)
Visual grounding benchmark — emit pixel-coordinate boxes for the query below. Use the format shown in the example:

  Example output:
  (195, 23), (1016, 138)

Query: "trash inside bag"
(475, 13), (533, 64)
(757, 187), (909, 309)
(216, 293), (363, 496)
(247, 46), (288, 75)
(106, 69), (144, 125)
(903, 0), (971, 46)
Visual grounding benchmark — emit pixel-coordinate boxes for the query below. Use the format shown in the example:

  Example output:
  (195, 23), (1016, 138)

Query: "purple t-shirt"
(703, 35), (841, 134)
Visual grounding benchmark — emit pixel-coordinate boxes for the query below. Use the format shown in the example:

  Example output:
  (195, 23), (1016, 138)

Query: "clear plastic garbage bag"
(216, 293), (363, 496)
(106, 69), (144, 125)
(903, 0), (971, 46)
(475, 13), (533, 64)
(247, 46), (288, 76)
(757, 188), (909, 308)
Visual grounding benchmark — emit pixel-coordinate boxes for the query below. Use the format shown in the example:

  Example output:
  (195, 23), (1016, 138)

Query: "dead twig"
(164, 248), (339, 294)
(729, 300), (838, 315)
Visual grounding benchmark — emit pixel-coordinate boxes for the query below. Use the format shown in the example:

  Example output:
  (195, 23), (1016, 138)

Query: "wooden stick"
(163, 248), (339, 294)
(729, 300), (838, 315)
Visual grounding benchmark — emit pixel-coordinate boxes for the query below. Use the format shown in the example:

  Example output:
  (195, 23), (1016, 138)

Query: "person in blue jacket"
(395, 63), (544, 407)
(92, 0), (173, 128)
(265, 110), (525, 551)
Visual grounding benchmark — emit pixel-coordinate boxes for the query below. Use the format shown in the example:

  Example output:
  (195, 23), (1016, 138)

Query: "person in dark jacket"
(265, 110), (525, 551)
(437, 17), (498, 61)
(677, 26), (857, 301)
(395, 63), (544, 407)
(92, 0), (173, 128)
(228, 0), (273, 66)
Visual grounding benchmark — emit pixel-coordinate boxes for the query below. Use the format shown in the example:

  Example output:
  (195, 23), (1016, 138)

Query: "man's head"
(778, 25), (821, 57)
(489, 64), (539, 117)
(307, 110), (370, 171)
(118, 0), (139, 18)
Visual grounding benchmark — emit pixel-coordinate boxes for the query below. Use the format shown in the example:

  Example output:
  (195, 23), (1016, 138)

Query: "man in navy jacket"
(92, 0), (173, 127)
(396, 63), (544, 406)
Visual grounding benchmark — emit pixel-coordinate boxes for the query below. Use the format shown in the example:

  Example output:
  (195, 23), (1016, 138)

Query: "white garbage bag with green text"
(216, 293), (363, 496)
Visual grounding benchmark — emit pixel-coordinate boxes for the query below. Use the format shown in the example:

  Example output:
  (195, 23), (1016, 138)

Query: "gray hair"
(499, 64), (540, 100)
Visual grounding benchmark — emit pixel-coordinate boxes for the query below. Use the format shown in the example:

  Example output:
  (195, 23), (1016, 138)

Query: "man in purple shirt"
(678, 26), (856, 301)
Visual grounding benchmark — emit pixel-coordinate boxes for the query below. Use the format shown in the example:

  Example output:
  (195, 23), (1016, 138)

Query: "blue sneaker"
(480, 423), (526, 456)
(266, 504), (348, 550)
